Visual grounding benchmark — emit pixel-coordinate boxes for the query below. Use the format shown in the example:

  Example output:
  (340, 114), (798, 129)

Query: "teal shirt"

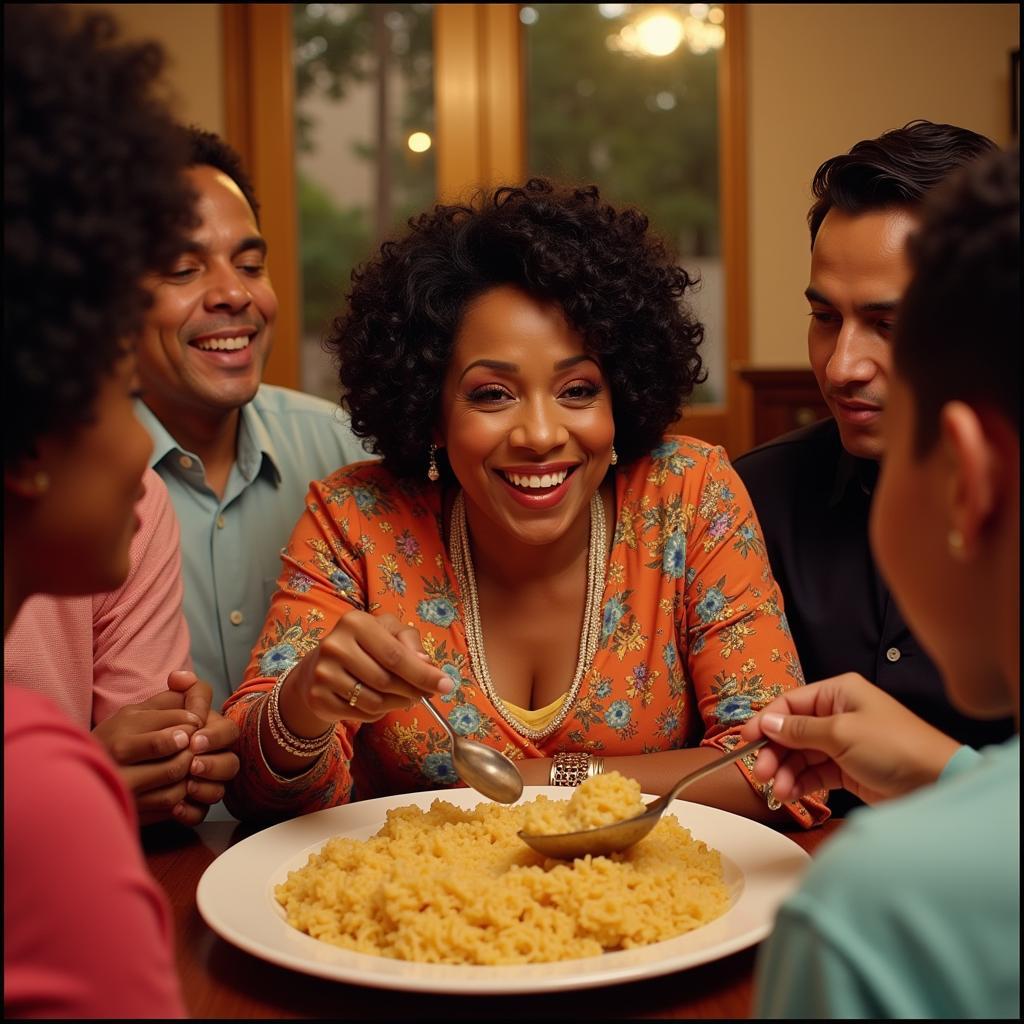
(136, 385), (371, 709)
(754, 737), (1020, 1019)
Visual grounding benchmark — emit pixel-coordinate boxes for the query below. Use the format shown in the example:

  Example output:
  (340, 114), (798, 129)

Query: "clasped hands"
(92, 670), (240, 827)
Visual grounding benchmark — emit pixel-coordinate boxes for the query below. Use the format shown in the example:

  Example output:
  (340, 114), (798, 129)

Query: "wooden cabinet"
(737, 367), (832, 452)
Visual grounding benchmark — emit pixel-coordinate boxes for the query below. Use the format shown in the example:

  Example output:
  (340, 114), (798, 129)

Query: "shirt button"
(216, 515), (226, 529)
(886, 647), (902, 663)
(179, 455), (193, 470)
(229, 610), (244, 626)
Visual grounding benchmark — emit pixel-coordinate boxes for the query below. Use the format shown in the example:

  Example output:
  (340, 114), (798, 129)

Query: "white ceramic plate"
(196, 787), (809, 995)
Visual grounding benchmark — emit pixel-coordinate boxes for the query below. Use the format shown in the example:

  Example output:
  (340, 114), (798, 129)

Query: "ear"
(939, 401), (1002, 557)
(4, 459), (51, 499)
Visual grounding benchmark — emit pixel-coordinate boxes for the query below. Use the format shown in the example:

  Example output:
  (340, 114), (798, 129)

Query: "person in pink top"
(5, 462), (238, 826)
(6, 467), (190, 728)
(3, 4), (201, 1015)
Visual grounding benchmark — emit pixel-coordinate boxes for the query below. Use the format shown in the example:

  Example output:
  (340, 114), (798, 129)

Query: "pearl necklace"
(449, 489), (607, 742)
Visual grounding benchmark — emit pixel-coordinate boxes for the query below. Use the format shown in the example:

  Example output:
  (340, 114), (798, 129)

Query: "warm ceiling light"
(407, 131), (432, 153)
(633, 10), (685, 58)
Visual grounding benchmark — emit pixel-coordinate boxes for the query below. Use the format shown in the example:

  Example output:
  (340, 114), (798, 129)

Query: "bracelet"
(256, 696), (328, 783)
(266, 675), (335, 759)
(587, 756), (606, 780)
(549, 751), (591, 787)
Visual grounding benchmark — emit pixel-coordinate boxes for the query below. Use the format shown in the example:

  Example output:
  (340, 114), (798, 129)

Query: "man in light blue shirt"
(136, 127), (368, 710)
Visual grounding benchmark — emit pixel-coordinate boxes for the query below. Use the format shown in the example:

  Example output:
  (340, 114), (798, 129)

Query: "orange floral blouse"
(223, 436), (829, 827)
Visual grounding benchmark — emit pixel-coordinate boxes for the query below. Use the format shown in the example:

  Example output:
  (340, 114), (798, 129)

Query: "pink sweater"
(3, 686), (186, 1017)
(4, 468), (192, 727)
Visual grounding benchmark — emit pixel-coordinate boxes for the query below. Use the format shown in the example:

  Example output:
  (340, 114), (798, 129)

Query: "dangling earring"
(610, 445), (618, 466)
(427, 444), (440, 482)
(947, 528), (965, 557)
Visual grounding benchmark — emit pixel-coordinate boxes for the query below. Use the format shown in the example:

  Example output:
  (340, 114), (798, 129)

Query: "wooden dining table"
(143, 814), (843, 1019)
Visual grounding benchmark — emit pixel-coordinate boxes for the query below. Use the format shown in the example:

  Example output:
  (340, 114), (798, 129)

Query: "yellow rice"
(274, 772), (730, 965)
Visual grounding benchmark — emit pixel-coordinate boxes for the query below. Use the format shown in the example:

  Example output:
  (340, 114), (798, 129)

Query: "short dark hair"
(807, 120), (996, 247)
(183, 125), (261, 225)
(895, 146), (1019, 455)
(4, 4), (195, 465)
(326, 178), (707, 480)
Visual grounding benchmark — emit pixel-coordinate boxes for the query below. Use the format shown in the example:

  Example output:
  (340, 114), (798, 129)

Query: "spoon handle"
(662, 738), (769, 806)
(419, 696), (452, 738)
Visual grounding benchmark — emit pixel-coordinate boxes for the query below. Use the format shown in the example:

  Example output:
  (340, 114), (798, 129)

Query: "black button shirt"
(734, 418), (1014, 816)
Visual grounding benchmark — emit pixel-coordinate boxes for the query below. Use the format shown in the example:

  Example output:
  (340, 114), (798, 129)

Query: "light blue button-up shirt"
(136, 384), (371, 710)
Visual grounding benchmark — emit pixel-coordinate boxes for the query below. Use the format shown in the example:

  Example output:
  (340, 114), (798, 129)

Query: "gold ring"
(348, 682), (363, 707)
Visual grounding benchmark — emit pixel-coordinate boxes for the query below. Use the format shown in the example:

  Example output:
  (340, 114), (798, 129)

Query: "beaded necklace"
(449, 489), (607, 742)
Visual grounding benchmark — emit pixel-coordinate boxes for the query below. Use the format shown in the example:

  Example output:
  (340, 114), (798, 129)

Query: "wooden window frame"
(222, 2), (750, 453)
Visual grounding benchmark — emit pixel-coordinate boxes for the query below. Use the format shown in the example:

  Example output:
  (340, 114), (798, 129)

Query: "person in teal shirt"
(743, 145), (1020, 1019)
(135, 128), (368, 710)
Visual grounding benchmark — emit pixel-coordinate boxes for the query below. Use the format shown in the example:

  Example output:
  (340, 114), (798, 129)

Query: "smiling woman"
(223, 178), (828, 833)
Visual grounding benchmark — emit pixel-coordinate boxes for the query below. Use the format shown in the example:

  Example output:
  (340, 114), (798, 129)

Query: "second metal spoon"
(518, 738), (769, 859)
(419, 696), (524, 804)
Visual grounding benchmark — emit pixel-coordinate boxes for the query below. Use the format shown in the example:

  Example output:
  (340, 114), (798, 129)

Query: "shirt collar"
(828, 446), (879, 507)
(134, 399), (182, 468)
(237, 397), (283, 485)
(134, 395), (282, 485)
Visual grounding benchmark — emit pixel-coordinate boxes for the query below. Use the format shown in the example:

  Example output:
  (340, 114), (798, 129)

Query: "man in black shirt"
(734, 121), (1014, 815)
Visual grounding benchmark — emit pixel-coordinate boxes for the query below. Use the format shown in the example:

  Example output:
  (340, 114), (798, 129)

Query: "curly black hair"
(807, 120), (996, 247)
(896, 146), (1019, 455)
(326, 178), (706, 479)
(4, 4), (195, 465)
(184, 125), (261, 225)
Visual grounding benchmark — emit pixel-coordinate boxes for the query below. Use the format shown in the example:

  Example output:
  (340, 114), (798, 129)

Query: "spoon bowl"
(518, 738), (768, 859)
(419, 696), (524, 804)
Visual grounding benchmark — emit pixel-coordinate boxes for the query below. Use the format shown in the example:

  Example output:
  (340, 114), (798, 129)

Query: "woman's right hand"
(739, 672), (962, 806)
(277, 611), (453, 741)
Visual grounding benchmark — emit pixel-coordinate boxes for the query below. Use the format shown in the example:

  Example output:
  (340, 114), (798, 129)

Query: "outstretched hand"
(739, 672), (961, 806)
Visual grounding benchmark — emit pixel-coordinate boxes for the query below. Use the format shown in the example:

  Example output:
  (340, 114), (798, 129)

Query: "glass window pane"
(522, 3), (725, 404)
(293, 3), (436, 400)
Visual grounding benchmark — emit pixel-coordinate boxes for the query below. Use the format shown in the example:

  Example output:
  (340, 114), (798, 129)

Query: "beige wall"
(71, 4), (224, 134)
(75, 3), (1018, 370)
(746, 3), (1019, 367)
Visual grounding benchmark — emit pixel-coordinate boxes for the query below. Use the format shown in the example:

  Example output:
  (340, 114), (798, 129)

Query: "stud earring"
(610, 445), (618, 466)
(947, 528), (965, 557)
(427, 444), (440, 482)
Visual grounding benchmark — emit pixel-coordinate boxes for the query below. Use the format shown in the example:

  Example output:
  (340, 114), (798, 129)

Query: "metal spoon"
(419, 696), (524, 804)
(518, 738), (769, 859)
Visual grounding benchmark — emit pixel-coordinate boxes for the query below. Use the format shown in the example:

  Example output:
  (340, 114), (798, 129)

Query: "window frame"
(221, 2), (750, 452)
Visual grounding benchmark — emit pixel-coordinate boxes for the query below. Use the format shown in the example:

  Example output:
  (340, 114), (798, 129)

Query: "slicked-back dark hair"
(807, 120), (996, 247)
(4, 4), (195, 465)
(895, 146), (1019, 455)
(183, 125), (261, 225)
(326, 178), (707, 480)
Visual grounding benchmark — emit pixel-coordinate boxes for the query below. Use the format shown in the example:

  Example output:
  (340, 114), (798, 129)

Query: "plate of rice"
(197, 775), (810, 994)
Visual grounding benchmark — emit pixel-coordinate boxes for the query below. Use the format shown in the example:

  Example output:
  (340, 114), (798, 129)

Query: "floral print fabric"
(224, 436), (828, 827)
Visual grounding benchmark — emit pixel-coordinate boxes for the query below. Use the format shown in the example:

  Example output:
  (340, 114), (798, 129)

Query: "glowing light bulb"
(633, 10), (685, 57)
(407, 131), (432, 153)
